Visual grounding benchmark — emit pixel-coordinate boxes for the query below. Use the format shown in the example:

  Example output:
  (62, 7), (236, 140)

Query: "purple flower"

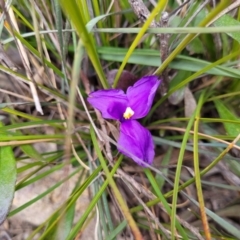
(87, 76), (160, 167)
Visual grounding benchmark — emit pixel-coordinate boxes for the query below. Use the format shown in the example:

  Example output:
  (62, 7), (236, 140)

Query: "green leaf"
(0, 122), (17, 224)
(214, 14), (240, 43)
(214, 100), (240, 137)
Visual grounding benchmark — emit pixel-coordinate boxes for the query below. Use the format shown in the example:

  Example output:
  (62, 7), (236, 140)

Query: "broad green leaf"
(214, 14), (240, 43)
(0, 122), (16, 224)
(214, 100), (240, 137)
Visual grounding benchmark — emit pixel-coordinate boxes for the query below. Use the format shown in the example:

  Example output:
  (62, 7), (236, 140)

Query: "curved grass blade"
(193, 92), (211, 240)
(169, 106), (196, 239)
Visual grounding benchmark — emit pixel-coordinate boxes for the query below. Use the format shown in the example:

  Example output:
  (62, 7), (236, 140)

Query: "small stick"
(128, 0), (159, 28)
(159, 12), (170, 95)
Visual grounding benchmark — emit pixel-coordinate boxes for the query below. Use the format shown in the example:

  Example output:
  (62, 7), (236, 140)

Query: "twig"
(128, 0), (159, 28)
(159, 12), (170, 95)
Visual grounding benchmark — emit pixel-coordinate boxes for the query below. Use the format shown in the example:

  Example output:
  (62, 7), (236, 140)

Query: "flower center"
(123, 107), (134, 119)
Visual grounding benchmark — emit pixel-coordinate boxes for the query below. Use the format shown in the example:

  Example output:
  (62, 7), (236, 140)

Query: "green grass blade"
(193, 92), (211, 239)
(170, 108), (197, 239)
(60, 0), (108, 88)
(66, 156), (122, 240)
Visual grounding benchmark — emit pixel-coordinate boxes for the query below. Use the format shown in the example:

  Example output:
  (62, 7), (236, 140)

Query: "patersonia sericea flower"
(87, 76), (160, 167)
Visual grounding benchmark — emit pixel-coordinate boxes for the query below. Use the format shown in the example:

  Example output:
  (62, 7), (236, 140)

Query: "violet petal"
(87, 89), (127, 120)
(126, 76), (160, 119)
(118, 120), (154, 167)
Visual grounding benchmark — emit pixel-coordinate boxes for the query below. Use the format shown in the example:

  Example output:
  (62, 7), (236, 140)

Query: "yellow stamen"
(123, 107), (134, 119)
